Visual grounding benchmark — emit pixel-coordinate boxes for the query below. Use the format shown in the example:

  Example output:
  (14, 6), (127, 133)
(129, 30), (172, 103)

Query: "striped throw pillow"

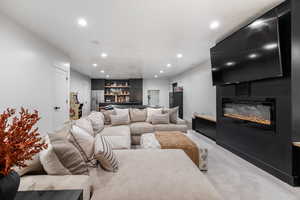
(94, 135), (119, 172)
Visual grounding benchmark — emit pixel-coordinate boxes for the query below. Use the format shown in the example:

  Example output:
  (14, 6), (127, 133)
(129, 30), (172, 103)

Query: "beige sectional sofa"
(18, 109), (221, 200)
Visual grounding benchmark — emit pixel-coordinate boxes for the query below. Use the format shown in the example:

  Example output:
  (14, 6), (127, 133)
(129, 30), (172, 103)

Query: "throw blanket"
(155, 131), (199, 166)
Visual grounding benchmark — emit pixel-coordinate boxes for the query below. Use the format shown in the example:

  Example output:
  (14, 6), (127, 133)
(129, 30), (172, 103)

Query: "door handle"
(54, 106), (61, 110)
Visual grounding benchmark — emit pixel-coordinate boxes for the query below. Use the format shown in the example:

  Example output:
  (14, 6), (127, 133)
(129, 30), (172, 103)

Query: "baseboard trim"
(217, 141), (299, 186)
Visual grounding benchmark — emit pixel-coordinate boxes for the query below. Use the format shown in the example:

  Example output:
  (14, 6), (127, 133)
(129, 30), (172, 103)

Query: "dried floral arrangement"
(0, 108), (47, 176)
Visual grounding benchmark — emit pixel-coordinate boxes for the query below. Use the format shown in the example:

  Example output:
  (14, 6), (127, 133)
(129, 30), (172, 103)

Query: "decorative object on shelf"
(70, 92), (83, 120)
(104, 80), (130, 103)
(0, 108), (47, 200)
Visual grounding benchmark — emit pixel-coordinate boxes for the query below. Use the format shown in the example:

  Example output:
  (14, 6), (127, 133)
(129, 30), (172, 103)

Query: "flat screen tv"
(210, 9), (282, 85)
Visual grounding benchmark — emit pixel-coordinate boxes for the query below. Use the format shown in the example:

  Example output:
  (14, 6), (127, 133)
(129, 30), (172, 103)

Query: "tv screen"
(210, 10), (282, 85)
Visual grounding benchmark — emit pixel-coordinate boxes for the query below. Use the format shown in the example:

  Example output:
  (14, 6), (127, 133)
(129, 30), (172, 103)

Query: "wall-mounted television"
(210, 9), (282, 85)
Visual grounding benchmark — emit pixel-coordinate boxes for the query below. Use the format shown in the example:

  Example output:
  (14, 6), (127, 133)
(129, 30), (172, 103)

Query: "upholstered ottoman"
(141, 132), (208, 171)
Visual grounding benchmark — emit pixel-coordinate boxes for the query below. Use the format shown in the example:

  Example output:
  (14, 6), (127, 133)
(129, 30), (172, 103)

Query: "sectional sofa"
(17, 108), (221, 200)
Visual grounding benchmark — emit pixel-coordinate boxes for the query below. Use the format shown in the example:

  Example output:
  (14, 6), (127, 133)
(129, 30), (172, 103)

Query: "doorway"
(52, 67), (69, 131)
(147, 90), (160, 106)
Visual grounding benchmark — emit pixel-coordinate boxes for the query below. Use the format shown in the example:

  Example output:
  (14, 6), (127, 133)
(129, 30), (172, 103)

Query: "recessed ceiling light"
(210, 21), (220, 30)
(106, 74), (110, 78)
(263, 43), (278, 50)
(166, 63), (172, 68)
(77, 18), (87, 27)
(100, 70), (105, 73)
(154, 75), (158, 78)
(92, 63), (98, 67)
(248, 54), (258, 59)
(176, 54), (183, 58)
(101, 53), (108, 58)
(160, 70), (164, 74)
(226, 62), (235, 66)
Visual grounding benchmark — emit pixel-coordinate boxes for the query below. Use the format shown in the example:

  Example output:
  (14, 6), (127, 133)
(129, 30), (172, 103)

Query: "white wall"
(0, 13), (70, 134)
(143, 78), (169, 108)
(169, 61), (216, 122)
(70, 69), (91, 116)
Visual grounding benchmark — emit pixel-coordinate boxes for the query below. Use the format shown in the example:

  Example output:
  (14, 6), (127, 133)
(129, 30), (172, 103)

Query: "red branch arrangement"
(0, 108), (47, 176)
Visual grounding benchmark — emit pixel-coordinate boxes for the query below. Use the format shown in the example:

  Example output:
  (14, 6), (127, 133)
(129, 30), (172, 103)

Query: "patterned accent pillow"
(87, 111), (105, 134)
(151, 113), (170, 124)
(129, 108), (147, 122)
(146, 108), (162, 122)
(69, 125), (95, 166)
(40, 135), (88, 175)
(110, 114), (130, 126)
(94, 135), (119, 172)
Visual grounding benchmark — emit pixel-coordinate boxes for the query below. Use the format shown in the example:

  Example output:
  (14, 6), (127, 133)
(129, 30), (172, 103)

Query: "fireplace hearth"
(222, 98), (276, 130)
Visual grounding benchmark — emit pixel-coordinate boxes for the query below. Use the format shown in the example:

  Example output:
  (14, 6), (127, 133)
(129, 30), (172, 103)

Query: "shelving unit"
(104, 80), (130, 103)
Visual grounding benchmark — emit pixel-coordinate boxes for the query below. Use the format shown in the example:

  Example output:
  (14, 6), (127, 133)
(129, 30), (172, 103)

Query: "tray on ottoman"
(141, 131), (208, 171)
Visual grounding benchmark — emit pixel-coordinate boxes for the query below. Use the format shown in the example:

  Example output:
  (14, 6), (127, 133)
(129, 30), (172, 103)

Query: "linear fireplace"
(222, 98), (276, 130)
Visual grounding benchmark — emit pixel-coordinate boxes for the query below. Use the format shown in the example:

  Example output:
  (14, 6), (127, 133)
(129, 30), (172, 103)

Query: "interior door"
(147, 90), (160, 106)
(53, 67), (69, 131)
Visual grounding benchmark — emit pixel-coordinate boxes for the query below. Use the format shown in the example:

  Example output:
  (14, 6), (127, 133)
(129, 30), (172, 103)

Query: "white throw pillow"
(87, 111), (105, 134)
(146, 108), (162, 122)
(69, 125), (95, 164)
(94, 135), (119, 172)
(114, 108), (130, 122)
(110, 114), (130, 126)
(74, 117), (94, 137)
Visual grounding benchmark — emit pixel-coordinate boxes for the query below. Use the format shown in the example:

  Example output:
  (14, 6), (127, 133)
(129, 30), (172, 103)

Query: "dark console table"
(192, 114), (216, 141)
(15, 190), (83, 200)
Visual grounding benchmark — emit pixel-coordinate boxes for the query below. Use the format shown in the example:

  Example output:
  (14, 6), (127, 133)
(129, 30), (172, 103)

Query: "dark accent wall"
(215, 2), (300, 185)
(91, 79), (104, 90)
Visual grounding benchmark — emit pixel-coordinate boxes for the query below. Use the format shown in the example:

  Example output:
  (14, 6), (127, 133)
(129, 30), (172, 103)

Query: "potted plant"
(0, 108), (47, 200)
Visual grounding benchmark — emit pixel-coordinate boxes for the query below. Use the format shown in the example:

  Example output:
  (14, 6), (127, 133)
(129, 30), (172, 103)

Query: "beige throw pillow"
(40, 135), (88, 175)
(110, 114), (130, 126)
(114, 108), (130, 122)
(87, 111), (105, 134)
(164, 107), (179, 124)
(151, 113), (170, 124)
(69, 125), (95, 164)
(129, 108), (147, 122)
(102, 110), (116, 125)
(74, 117), (94, 137)
(94, 135), (119, 172)
(146, 108), (162, 122)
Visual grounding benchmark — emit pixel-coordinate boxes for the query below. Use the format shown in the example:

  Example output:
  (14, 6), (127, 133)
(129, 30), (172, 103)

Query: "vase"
(0, 170), (20, 200)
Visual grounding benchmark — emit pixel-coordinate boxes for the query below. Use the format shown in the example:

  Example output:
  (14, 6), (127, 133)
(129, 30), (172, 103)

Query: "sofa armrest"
(176, 118), (186, 125)
(19, 175), (92, 200)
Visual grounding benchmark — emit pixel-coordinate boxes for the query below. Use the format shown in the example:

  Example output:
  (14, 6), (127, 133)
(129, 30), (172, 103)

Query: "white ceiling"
(0, 0), (284, 79)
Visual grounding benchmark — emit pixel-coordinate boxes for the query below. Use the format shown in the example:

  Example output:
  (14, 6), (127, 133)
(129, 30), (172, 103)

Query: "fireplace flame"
(224, 113), (271, 125)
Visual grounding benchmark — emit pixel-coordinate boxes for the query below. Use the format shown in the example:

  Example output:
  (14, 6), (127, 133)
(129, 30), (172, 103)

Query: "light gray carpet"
(187, 130), (300, 200)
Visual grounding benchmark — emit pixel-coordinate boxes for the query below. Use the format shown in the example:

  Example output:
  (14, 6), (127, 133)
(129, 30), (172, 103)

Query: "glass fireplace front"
(222, 98), (275, 130)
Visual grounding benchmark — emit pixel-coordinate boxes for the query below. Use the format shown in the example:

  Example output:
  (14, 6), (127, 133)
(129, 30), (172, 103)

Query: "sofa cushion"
(153, 124), (188, 133)
(19, 175), (91, 200)
(87, 111), (105, 134)
(130, 122), (154, 135)
(114, 108), (130, 122)
(94, 135), (119, 172)
(101, 125), (131, 137)
(129, 108), (147, 122)
(110, 114), (130, 126)
(151, 113), (170, 124)
(89, 149), (222, 200)
(102, 110), (116, 125)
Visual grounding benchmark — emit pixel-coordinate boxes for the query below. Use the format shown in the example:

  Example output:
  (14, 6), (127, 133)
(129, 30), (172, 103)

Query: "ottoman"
(141, 132), (208, 171)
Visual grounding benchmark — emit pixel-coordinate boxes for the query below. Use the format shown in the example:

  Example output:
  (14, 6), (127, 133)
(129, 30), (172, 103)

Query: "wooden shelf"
(194, 114), (216, 122)
(105, 86), (130, 88)
(104, 94), (130, 96)
(293, 142), (300, 147)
